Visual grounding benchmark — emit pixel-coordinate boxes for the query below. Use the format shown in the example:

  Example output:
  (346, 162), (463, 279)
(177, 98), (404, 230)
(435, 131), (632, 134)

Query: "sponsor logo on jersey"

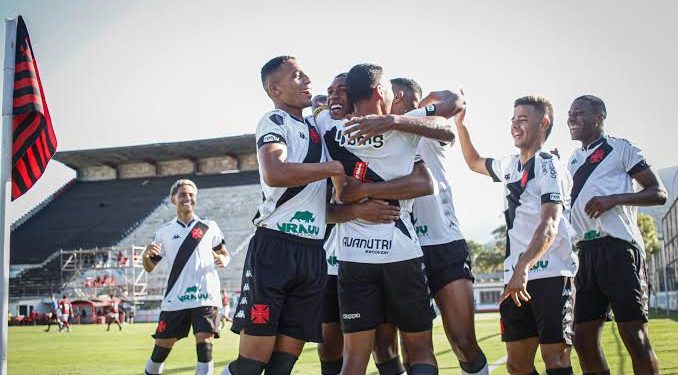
(529, 260), (549, 272)
(277, 211), (320, 236)
(342, 237), (392, 253)
(334, 128), (384, 149)
(263, 134), (281, 143)
(342, 312), (361, 320)
(177, 285), (211, 303)
(251, 304), (270, 324)
(327, 254), (338, 266)
(584, 230), (601, 240)
(541, 160), (557, 178)
(549, 193), (562, 202)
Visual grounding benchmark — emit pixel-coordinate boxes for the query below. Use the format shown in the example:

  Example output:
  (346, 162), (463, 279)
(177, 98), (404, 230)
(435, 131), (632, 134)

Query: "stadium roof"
(54, 134), (255, 170)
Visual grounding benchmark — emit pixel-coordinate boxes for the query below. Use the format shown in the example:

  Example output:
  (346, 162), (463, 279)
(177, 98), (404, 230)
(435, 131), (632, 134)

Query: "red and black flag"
(11, 15), (57, 200)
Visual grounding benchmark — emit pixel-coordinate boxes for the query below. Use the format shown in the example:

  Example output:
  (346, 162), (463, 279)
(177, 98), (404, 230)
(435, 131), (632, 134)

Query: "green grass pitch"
(8, 312), (678, 374)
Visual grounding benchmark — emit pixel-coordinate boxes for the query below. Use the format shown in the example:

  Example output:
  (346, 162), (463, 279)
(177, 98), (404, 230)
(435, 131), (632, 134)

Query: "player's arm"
(338, 162), (434, 204)
(454, 108), (492, 177)
(584, 167), (667, 218)
(142, 243), (161, 273)
(499, 202), (562, 307)
(259, 143), (344, 187)
(344, 113), (454, 144)
(419, 90), (466, 119)
(327, 200), (401, 224)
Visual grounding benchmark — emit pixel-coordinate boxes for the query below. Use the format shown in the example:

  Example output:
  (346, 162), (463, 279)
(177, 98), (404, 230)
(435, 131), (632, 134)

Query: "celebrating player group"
(141, 56), (667, 375)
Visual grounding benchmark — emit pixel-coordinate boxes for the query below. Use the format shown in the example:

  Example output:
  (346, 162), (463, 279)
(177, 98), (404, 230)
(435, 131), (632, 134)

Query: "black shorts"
(500, 276), (574, 345)
(338, 258), (435, 333)
(575, 236), (649, 323)
(322, 275), (340, 324)
(152, 306), (219, 340)
(231, 227), (327, 342)
(422, 239), (474, 295)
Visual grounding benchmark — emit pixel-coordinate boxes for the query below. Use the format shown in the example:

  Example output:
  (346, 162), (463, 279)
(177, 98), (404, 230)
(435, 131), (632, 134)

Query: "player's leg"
(505, 338), (539, 375)
(372, 323), (406, 375)
(617, 322), (659, 375)
(500, 285), (540, 375)
(317, 275), (343, 375)
(385, 258), (437, 374)
(192, 306), (221, 375)
(426, 241), (487, 374)
(145, 310), (191, 375)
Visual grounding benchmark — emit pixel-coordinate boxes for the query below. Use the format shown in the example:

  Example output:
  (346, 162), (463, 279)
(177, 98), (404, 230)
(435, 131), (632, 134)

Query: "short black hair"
(345, 63), (383, 105)
(391, 78), (422, 101)
(261, 55), (295, 88)
(574, 95), (607, 119)
(334, 72), (348, 79)
(514, 96), (554, 140)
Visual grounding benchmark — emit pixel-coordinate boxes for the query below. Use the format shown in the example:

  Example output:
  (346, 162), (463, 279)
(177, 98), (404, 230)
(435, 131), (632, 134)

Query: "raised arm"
(342, 114), (454, 144)
(338, 162), (434, 204)
(454, 108), (492, 177)
(258, 143), (344, 187)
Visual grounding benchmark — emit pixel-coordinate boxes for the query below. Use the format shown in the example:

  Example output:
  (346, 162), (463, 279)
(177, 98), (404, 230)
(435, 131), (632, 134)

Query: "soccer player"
(220, 290), (233, 330)
(222, 56), (344, 375)
(378, 78), (488, 375)
(58, 295), (72, 333)
(107, 294), (123, 331)
(566, 95), (666, 375)
(317, 73), (427, 375)
(44, 295), (62, 332)
(320, 63), (461, 375)
(455, 97), (578, 375)
(142, 179), (230, 375)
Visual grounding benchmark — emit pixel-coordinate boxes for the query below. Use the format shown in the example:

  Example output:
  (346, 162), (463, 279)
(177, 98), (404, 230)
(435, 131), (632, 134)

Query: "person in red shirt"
(219, 290), (232, 330)
(106, 294), (122, 331)
(58, 295), (72, 333)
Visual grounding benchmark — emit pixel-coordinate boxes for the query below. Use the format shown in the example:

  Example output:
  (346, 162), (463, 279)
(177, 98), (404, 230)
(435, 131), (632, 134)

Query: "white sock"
(461, 362), (488, 375)
(219, 363), (233, 375)
(196, 360), (214, 375)
(145, 358), (165, 374)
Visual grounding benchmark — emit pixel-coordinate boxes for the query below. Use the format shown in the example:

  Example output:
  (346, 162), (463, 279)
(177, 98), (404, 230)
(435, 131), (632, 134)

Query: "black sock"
(196, 342), (213, 363)
(264, 351), (298, 375)
(583, 371), (610, 375)
(320, 358), (343, 375)
(150, 345), (171, 363)
(459, 352), (487, 374)
(409, 363), (438, 375)
(376, 356), (406, 375)
(546, 367), (573, 375)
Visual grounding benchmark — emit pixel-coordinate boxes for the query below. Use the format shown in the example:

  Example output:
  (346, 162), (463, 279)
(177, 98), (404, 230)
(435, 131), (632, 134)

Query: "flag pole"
(0, 17), (17, 375)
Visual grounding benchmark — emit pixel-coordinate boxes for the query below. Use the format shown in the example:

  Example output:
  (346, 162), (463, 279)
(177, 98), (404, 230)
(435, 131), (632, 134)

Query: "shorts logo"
(157, 320), (167, 333)
(191, 227), (204, 239)
(240, 297), (248, 305)
(245, 270), (252, 278)
(243, 283), (251, 291)
(342, 313), (361, 320)
(251, 304), (270, 324)
(235, 310), (245, 319)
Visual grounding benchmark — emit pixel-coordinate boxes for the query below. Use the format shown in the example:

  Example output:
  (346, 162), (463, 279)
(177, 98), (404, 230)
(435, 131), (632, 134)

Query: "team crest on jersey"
(191, 227), (204, 239)
(590, 149), (606, 163)
(277, 211), (320, 236)
(309, 127), (321, 144)
(334, 128), (384, 149)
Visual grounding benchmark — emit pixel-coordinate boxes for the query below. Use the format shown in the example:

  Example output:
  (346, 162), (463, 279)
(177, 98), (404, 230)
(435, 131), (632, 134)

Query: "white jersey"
(567, 135), (651, 255)
(316, 108), (425, 264)
(152, 215), (225, 311)
(412, 138), (464, 246)
(486, 152), (578, 283)
(253, 109), (327, 240)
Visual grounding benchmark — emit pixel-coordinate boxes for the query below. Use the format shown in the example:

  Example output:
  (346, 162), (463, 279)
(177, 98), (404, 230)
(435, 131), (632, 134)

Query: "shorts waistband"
(255, 226), (324, 247)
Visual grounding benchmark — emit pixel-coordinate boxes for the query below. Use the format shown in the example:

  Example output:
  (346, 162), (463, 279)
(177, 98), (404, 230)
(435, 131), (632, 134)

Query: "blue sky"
(2, 0), (677, 242)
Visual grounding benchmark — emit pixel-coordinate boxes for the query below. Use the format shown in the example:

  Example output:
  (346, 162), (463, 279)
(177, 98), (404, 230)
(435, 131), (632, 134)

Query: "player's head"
(170, 179), (197, 216)
(327, 73), (351, 120)
(511, 96), (554, 149)
(311, 95), (327, 111)
(62, 294), (66, 299)
(568, 95), (606, 143)
(345, 63), (393, 115)
(390, 77), (422, 115)
(261, 56), (312, 111)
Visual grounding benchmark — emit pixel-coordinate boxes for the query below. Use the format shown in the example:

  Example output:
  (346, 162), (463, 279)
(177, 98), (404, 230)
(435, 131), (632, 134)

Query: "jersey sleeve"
(538, 157), (566, 205)
(256, 112), (288, 149)
(314, 110), (335, 161)
(484, 156), (512, 183)
(619, 139), (650, 175)
(209, 221), (226, 250)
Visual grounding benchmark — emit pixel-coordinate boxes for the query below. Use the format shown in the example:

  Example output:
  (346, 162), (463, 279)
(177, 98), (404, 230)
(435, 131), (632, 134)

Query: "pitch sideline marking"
(489, 355), (508, 373)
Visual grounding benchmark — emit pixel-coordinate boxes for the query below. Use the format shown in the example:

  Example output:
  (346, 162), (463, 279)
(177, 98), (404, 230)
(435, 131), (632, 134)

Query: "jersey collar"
(175, 214), (200, 228)
(582, 135), (605, 151)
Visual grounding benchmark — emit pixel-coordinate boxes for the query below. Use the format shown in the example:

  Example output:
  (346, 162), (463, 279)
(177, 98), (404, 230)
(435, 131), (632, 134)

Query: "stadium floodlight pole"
(0, 17), (17, 375)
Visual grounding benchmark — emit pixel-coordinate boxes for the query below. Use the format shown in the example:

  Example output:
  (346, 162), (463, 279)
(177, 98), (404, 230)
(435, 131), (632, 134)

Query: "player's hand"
(344, 114), (396, 144)
(213, 250), (231, 268)
(419, 90), (455, 108)
(498, 268), (531, 307)
(340, 176), (367, 204)
(584, 195), (618, 219)
(143, 243), (162, 259)
(352, 199), (401, 224)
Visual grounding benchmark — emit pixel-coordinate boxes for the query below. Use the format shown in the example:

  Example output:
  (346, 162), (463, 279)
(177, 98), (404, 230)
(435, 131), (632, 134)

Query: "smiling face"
(327, 75), (350, 119)
(172, 184), (197, 217)
(511, 104), (546, 150)
(568, 99), (603, 143)
(267, 59), (312, 110)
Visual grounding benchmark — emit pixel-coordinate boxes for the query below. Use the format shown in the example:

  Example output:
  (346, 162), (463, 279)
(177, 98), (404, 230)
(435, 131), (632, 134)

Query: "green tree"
(637, 213), (660, 255)
(469, 225), (506, 274)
